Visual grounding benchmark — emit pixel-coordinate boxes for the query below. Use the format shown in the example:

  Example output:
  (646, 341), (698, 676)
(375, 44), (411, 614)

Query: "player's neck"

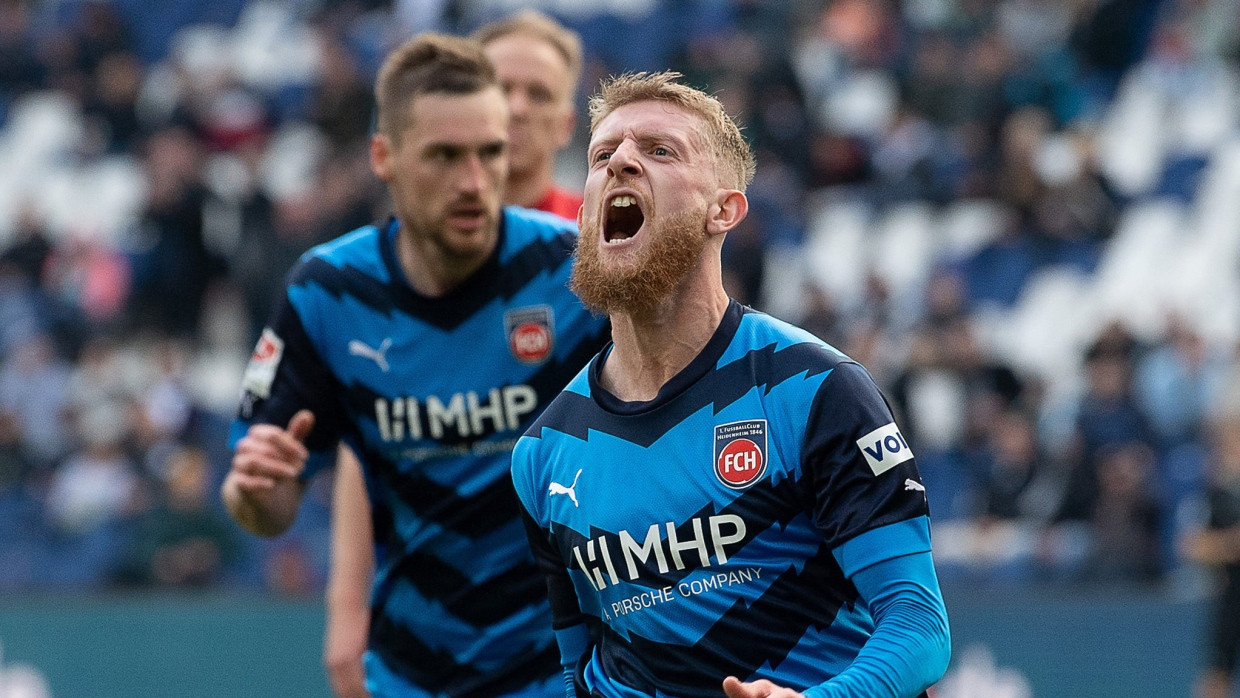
(395, 225), (495, 297)
(506, 169), (557, 209)
(601, 283), (729, 402)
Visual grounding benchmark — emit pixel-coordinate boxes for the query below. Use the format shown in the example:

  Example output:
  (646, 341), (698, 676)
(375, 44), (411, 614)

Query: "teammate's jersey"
(512, 301), (932, 698)
(533, 186), (583, 222)
(231, 206), (609, 697)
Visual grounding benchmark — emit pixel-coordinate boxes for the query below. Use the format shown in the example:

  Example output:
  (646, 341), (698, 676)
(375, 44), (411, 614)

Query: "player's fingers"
(230, 470), (278, 492)
(722, 678), (802, 698)
(722, 677), (759, 697)
(287, 409), (316, 443)
(239, 425), (309, 464)
(232, 445), (303, 480)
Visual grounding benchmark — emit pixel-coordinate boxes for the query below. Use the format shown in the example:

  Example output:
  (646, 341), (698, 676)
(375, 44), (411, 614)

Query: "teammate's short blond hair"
(472, 10), (583, 95)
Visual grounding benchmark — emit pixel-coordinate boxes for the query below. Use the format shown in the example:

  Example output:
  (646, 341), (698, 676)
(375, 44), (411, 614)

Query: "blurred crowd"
(0, 0), (1238, 596)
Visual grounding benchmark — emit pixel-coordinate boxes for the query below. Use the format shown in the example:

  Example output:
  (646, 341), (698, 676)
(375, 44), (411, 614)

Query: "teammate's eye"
(529, 86), (554, 104)
(653, 146), (670, 156)
(593, 151), (612, 163)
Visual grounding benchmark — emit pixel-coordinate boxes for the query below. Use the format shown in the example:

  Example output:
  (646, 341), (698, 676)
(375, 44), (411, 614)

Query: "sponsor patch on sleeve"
(241, 328), (284, 399)
(856, 422), (914, 476)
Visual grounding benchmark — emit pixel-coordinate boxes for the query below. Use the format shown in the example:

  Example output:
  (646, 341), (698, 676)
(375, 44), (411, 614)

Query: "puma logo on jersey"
(349, 338), (392, 372)
(904, 479), (925, 492)
(549, 469), (583, 507)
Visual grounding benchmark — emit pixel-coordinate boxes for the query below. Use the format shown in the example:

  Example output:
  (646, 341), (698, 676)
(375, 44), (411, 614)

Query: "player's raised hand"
(230, 409), (315, 491)
(722, 677), (806, 698)
(223, 409), (316, 537)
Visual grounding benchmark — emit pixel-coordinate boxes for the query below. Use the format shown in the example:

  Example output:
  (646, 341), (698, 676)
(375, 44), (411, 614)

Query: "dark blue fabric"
(514, 302), (935, 697)
(232, 207), (609, 697)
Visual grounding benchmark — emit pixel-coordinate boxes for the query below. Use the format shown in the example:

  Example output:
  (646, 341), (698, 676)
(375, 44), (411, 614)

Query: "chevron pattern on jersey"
(369, 614), (561, 698)
(514, 301), (933, 697)
(292, 223), (578, 331)
(340, 326), (606, 449)
(531, 341), (836, 447)
(594, 545), (851, 697)
(235, 208), (608, 697)
(551, 469), (811, 591)
(376, 549), (548, 627)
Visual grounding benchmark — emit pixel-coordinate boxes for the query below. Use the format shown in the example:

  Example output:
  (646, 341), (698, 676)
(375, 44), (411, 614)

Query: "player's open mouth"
(604, 194), (644, 243)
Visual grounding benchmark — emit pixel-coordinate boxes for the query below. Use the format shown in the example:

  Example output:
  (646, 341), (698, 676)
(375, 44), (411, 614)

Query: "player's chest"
(545, 403), (800, 537)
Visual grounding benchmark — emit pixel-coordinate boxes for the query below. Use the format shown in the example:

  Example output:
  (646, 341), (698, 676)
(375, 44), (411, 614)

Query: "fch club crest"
(714, 419), (768, 489)
(505, 305), (554, 364)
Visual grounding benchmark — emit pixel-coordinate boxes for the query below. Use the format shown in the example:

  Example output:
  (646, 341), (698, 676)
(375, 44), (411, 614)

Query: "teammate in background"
(320, 12), (589, 697)
(223, 32), (608, 698)
(510, 72), (951, 697)
(475, 10), (583, 217)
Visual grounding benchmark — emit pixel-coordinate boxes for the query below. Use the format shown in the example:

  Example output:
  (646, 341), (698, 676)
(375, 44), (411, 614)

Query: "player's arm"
(324, 446), (375, 698)
(223, 409), (315, 537)
(808, 532), (949, 697)
(512, 438), (591, 698)
(723, 531), (949, 698)
(520, 505), (590, 698)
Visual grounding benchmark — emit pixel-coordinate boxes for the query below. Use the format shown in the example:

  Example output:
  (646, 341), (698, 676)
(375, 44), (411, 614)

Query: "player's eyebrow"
(590, 130), (694, 155)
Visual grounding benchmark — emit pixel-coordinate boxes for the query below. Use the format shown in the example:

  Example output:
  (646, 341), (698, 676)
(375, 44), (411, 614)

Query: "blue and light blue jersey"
(512, 301), (933, 697)
(232, 206), (609, 697)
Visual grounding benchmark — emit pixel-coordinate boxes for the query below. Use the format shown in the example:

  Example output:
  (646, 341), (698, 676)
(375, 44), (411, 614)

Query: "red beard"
(570, 210), (707, 315)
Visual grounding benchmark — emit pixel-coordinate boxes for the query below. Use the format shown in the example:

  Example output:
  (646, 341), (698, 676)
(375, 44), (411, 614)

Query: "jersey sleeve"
(803, 550), (950, 697)
(230, 264), (350, 477)
(802, 361), (930, 560)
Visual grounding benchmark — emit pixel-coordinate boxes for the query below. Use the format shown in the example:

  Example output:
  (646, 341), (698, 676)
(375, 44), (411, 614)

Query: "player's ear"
(556, 107), (576, 149)
(706, 189), (747, 237)
(370, 132), (393, 182)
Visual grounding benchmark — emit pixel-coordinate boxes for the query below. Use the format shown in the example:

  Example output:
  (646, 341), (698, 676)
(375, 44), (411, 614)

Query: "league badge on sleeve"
(714, 420), (768, 489)
(241, 327), (283, 399)
(505, 305), (554, 364)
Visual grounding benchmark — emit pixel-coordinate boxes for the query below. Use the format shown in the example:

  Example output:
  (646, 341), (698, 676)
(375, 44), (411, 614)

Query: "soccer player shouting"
(511, 72), (951, 697)
(223, 33), (607, 698)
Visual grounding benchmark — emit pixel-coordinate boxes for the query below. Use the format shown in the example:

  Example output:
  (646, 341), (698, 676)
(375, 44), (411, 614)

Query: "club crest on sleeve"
(241, 327), (283, 399)
(857, 422), (914, 476)
(505, 305), (554, 364)
(714, 420), (767, 489)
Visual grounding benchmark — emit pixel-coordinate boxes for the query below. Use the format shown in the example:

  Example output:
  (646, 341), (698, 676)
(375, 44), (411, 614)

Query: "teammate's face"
(484, 34), (574, 180)
(571, 101), (716, 313)
(370, 88), (509, 262)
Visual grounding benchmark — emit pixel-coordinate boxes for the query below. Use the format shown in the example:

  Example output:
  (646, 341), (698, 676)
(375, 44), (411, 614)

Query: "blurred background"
(0, 0), (1236, 695)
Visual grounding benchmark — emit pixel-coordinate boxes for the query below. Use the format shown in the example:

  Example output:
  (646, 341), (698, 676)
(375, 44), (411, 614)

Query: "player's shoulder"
(503, 205), (578, 243)
(523, 358), (596, 438)
(290, 220), (387, 284)
(732, 304), (853, 370)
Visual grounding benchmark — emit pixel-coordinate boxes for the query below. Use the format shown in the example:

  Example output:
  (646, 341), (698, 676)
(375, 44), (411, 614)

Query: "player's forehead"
(404, 88), (509, 143)
(590, 100), (705, 152)
(485, 35), (569, 79)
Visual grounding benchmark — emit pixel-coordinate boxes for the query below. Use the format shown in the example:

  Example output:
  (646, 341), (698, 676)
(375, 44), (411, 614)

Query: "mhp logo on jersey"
(857, 422), (914, 475)
(505, 305), (554, 364)
(714, 420), (767, 489)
